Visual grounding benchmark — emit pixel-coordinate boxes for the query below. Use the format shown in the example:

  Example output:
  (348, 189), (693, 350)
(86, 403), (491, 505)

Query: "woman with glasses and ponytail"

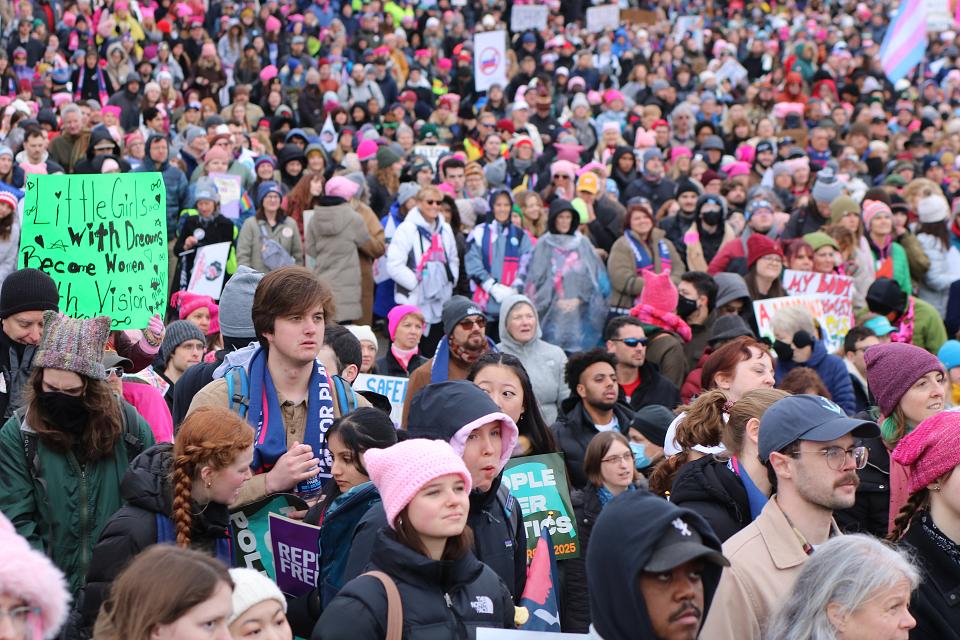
(74, 407), (254, 636)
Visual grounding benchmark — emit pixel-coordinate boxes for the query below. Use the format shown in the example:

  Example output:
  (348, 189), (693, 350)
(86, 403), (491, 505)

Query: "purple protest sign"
(268, 513), (322, 596)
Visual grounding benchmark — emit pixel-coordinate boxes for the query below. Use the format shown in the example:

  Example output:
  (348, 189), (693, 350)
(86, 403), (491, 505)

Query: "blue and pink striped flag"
(879, 0), (929, 84)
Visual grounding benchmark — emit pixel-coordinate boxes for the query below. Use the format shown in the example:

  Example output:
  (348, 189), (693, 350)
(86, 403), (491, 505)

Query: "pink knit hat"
(0, 512), (70, 638)
(357, 139), (378, 162)
(862, 199), (892, 231)
(325, 176), (359, 200)
(388, 304), (424, 340)
(639, 271), (678, 313)
(170, 291), (218, 323)
(891, 410), (960, 494)
(259, 65), (278, 84)
(364, 439), (472, 528)
(265, 15), (282, 32)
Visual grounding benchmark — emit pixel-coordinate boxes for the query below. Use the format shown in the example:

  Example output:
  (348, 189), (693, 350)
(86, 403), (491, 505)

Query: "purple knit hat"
(891, 410), (960, 494)
(34, 311), (111, 380)
(363, 439), (472, 528)
(865, 342), (945, 417)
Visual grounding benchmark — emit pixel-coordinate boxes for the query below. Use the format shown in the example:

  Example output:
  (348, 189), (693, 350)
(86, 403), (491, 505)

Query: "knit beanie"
(170, 291), (217, 322)
(861, 199), (892, 231)
(0, 512), (70, 639)
(866, 278), (907, 317)
(746, 234), (783, 269)
(744, 198), (773, 221)
(357, 139), (378, 162)
(0, 268), (60, 319)
(376, 145), (402, 169)
(829, 195), (860, 224)
(219, 266), (263, 339)
(811, 168), (843, 204)
(257, 181), (282, 203)
(160, 320), (205, 364)
(442, 295), (484, 336)
(0, 190), (18, 210)
(865, 342), (945, 418)
(917, 195), (949, 223)
(938, 340), (960, 371)
(345, 324), (377, 347)
(325, 176), (359, 200)
(803, 231), (839, 253)
(227, 568), (287, 626)
(675, 179), (700, 199)
(397, 182), (420, 207)
(34, 311), (110, 380)
(891, 410), (960, 495)
(388, 304), (424, 340)
(363, 438), (472, 528)
(639, 271), (678, 313)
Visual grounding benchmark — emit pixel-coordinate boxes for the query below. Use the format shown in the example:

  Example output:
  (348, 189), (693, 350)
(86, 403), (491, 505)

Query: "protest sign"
(209, 173), (242, 220)
(673, 16), (704, 51)
(622, 8), (658, 24)
(413, 144), (451, 170)
(187, 241), (231, 299)
(502, 453), (579, 560)
(782, 269), (854, 351)
(585, 5), (619, 32)
(230, 494), (308, 579)
(354, 373), (407, 427)
(18, 173), (168, 329)
(269, 513), (322, 596)
(716, 58), (749, 87)
(510, 5), (548, 32)
(474, 30), (508, 92)
(753, 294), (824, 343)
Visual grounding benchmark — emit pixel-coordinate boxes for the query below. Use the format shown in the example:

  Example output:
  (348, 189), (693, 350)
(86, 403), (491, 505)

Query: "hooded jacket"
(76, 443), (231, 629)
(670, 455), (753, 542)
(496, 294), (569, 424)
(137, 134), (190, 235)
(304, 196), (371, 322)
(314, 529), (514, 640)
(106, 80), (143, 133)
(586, 491), (724, 640)
(616, 360), (680, 414)
(774, 339), (857, 415)
(465, 212), (534, 319)
(609, 146), (637, 195)
(551, 398), (636, 489)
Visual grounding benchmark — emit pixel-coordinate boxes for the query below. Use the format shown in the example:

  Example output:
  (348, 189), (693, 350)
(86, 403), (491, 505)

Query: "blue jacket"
(315, 482), (382, 608)
(465, 220), (534, 318)
(137, 136), (190, 239)
(775, 340), (857, 415)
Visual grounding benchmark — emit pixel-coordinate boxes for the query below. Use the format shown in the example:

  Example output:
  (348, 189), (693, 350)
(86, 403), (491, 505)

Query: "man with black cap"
(865, 277), (946, 355)
(400, 295), (496, 427)
(0, 268), (59, 420)
(659, 179), (701, 266)
(700, 394), (879, 639)
(622, 148), (677, 212)
(586, 491), (728, 640)
(107, 72), (143, 133)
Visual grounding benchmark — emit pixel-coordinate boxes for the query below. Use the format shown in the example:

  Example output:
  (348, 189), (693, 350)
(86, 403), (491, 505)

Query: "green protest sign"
(229, 493), (308, 579)
(18, 173), (168, 329)
(502, 453), (580, 560)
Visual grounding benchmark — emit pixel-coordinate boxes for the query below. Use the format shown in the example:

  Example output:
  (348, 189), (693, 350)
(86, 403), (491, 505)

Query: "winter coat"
(76, 443), (231, 630)
(774, 340), (857, 415)
(465, 221), (534, 318)
(643, 328), (689, 389)
(497, 294), (569, 424)
(909, 296), (949, 355)
(683, 222), (736, 272)
(0, 400), (155, 596)
(916, 232), (960, 316)
(561, 485), (603, 632)
(305, 197), (371, 322)
(898, 231), (930, 282)
(867, 236), (912, 297)
(607, 229), (683, 310)
(375, 349), (429, 378)
(622, 176), (676, 212)
(0, 332), (34, 422)
(237, 214), (304, 273)
(337, 77), (385, 108)
(173, 212), (237, 291)
(902, 513), (960, 640)
(0, 220), (18, 284)
(137, 136), (190, 236)
(354, 201), (387, 325)
(106, 86), (142, 133)
(551, 400), (635, 489)
(617, 361), (681, 413)
(658, 212), (697, 267)
(314, 529), (514, 640)
(670, 455), (753, 542)
(834, 427), (890, 538)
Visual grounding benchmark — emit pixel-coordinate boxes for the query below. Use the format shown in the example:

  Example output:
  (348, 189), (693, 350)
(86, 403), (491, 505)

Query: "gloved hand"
(489, 283), (513, 304)
(139, 314), (165, 353)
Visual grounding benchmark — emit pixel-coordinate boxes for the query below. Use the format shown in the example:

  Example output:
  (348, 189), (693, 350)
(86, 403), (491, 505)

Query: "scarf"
(472, 221), (522, 310)
(920, 510), (960, 569)
(415, 224), (449, 275)
(246, 346), (335, 496)
(729, 456), (767, 520)
(430, 335), (496, 383)
(597, 484), (636, 507)
(629, 304), (693, 342)
(625, 231), (672, 274)
(889, 297), (915, 345)
(390, 345), (419, 372)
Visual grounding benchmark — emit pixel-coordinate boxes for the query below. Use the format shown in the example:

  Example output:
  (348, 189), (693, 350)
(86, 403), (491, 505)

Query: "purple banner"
(268, 513), (322, 596)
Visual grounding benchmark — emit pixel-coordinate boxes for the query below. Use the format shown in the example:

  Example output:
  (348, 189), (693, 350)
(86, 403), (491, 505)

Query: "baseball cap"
(863, 315), (896, 337)
(645, 516), (730, 572)
(577, 172), (599, 194)
(103, 351), (133, 373)
(758, 395), (879, 462)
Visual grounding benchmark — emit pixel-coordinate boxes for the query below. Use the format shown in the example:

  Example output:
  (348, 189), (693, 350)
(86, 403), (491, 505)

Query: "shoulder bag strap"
(362, 570), (403, 640)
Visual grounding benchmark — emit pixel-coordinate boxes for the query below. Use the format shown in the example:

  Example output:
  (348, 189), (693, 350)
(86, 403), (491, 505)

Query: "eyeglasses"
(458, 317), (486, 330)
(104, 367), (124, 378)
(759, 255), (784, 265)
(0, 606), (40, 632)
(612, 337), (648, 347)
(601, 452), (634, 465)
(790, 445), (869, 471)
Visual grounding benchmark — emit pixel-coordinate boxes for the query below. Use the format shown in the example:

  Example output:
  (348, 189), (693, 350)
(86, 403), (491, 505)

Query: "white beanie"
(917, 195), (950, 224)
(227, 568), (287, 625)
(345, 324), (378, 347)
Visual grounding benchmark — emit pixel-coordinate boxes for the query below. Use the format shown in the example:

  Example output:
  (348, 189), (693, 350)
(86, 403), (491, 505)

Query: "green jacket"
(871, 241), (912, 298)
(0, 401), (155, 595)
(911, 296), (949, 355)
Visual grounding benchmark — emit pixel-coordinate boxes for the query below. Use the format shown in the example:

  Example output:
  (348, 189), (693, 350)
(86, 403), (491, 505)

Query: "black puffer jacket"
(75, 443), (231, 631)
(835, 410), (890, 538)
(670, 455), (751, 542)
(560, 485), (602, 632)
(313, 529), (514, 640)
(551, 400), (635, 489)
(902, 512), (960, 640)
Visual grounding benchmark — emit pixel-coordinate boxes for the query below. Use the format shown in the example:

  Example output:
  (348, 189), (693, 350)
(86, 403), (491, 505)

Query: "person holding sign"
(174, 179), (237, 296)
(237, 181), (304, 274)
(314, 438), (515, 639)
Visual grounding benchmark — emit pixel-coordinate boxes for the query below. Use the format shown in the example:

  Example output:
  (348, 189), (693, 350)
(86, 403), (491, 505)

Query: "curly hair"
(172, 407), (254, 547)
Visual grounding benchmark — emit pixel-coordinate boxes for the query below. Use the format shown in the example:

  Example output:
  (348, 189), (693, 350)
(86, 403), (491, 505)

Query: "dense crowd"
(1, 0), (960, 639)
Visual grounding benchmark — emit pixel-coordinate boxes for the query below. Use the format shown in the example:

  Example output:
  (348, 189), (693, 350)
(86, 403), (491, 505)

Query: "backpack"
(224, 365), (358, 419)
(497, 482), (522, 545)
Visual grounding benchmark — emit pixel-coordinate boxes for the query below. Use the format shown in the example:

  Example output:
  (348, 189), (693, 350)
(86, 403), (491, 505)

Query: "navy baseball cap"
(758, 395), (879, 462)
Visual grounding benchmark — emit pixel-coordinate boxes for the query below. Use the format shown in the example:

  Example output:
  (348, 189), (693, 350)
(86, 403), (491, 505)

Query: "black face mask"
(39, 391), (88, 435)
(773, 340), (794, 363)
(702, 209), (724, 226)
(676, 296), (699, 320)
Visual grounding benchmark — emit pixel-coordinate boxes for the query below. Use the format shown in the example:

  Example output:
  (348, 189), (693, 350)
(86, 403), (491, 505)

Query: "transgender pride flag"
(879, 0), (930, 83)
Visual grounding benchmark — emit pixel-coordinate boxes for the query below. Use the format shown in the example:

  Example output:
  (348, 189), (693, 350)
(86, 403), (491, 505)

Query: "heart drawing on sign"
(54, 191), (61, 199)
(144, 249), (153, 262)
(34, 236), (44, 248)
(155, 194), (161, 204)
(25, 181), (33, 191)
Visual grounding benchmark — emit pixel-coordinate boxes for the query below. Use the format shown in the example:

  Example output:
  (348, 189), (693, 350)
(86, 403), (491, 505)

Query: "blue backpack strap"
(225, 366), (249, 418)
(332, 375), (357, 415)
(156, 513), (176, 544)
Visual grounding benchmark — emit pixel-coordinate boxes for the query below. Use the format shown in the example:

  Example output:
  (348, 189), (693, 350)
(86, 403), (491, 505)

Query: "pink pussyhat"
(388, 304), (424, 340)
(892, 411), (960, 495)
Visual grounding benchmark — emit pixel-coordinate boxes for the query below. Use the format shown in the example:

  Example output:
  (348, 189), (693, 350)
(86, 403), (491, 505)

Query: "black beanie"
(675, 179), (701, 199)
(866, 278), (907, 316)
(0, 269), (59, 319)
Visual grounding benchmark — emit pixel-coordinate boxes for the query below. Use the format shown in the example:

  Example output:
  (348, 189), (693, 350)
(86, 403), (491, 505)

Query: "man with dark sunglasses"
(604, 316), (680, 413)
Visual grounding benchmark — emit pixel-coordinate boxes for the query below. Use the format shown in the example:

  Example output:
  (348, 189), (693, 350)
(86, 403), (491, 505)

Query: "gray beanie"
(811, 168), (843, 204)
(345, 171), (368, 200)
(484, 158), (507, 189)
(397, 182), (420, 207)
(161, 320), (205, 364)
(218, 266), (264, 338)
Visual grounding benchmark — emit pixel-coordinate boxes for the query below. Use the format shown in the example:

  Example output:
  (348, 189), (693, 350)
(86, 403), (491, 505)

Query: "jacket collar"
(905, 516), (960, 607)
(755, 496), (838, 570)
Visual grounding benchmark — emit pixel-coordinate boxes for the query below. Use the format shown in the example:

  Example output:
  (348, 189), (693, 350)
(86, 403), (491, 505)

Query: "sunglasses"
(423, 199), (442, 205)
(458, 317), (486, 330)
(612, 337), (648, 347)
(104, 367), (124, 378)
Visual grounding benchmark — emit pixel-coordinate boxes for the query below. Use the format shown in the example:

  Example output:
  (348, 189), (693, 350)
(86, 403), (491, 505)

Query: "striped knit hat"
(861, 199), (892, 231)
(34, 311), (111, 380)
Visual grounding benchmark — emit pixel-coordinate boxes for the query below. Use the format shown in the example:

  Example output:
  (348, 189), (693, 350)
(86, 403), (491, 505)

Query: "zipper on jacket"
(78, 458), (90, 571)
(444, 591), (470, 638)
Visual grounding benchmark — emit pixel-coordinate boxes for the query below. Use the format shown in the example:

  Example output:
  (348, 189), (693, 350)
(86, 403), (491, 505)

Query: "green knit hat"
(828, 195), (859, 224)
(802, 231), (840, 253)
(34, 311), (111, 380)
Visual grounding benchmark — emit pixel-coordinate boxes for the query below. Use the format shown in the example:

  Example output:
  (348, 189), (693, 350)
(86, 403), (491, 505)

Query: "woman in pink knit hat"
(629, 271), (691, 388)
(889, 410), (960, 636)
(314, 438), (514, 639)
(376, 304), (428, 377)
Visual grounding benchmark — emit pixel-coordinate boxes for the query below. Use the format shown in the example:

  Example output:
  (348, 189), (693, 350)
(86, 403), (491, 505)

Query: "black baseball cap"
(758, 395), (879, 462)
(645, 517), (730, 572)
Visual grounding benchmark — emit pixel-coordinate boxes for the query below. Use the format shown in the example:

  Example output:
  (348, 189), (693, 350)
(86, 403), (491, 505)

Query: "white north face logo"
(471, 596), (494, 615)
(672, 518), (693, 536)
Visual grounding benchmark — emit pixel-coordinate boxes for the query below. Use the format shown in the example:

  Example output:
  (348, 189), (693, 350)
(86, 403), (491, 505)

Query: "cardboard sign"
(187, 241), (231, 300)
(413, 144), (451, 170)
(354, 373), (407, 427)
(716, 58), (749, 87)
(18, 173), (168, 329)
(511, 5), (549, 32)
(474, 30), (508, 92)
(502, 453), (579, 560)
(269, 513), (322, 596)
(229, 493), (308, 579)
(585, 5), (620, 33)
(672, 16), (704, 51)
(782, 269), (854, 351)
(209, 173), (242, 220)
(622, 8), (658, 24)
